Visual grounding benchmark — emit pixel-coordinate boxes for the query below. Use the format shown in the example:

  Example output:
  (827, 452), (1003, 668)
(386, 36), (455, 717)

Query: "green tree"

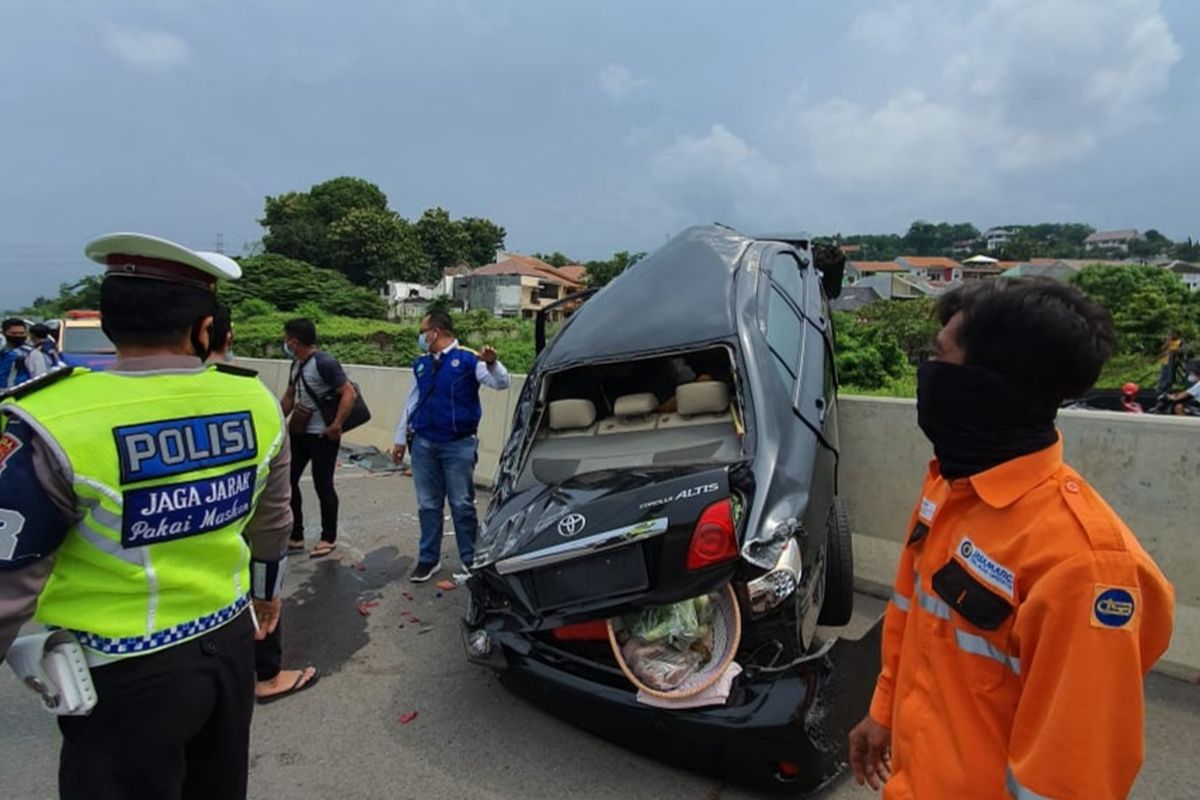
(1071, 264), (1196, 354)
(326, 208), (431, 287)
(414, 207), (468, 274)
(308, 176), (388, 223)
(459, 216), (507, 267)
(220, 253), (386, 318)
(1170, 237), (1200, 262)
(13, 276), (104, 319)
(585, 250), (645, 287)
(532, 251), (574, 268)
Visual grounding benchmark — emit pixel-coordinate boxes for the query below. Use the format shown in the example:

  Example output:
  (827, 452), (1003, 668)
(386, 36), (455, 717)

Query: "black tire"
(818, 499), (854, 626)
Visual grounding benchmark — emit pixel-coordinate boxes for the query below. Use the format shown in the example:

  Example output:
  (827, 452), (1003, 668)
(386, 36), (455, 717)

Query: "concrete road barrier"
(241, 358), (1199, 679)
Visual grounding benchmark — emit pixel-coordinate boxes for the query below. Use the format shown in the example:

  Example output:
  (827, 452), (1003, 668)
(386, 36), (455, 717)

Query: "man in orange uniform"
(849, 280), (1174, 799)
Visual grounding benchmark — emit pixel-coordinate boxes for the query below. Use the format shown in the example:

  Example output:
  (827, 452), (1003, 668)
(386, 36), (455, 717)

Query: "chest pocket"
(932, 559), (1018, 690)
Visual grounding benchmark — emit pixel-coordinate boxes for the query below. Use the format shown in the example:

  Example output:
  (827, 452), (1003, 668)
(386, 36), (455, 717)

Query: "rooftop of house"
(897, 256), (963, 269)
(1084, 229), (1141, 243)
(472, 253), (583, 287)
(850, 260), (907, 273)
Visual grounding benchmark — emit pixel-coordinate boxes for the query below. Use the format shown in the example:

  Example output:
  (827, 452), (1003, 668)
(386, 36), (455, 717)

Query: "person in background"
(206, 304), (319, 703)
(0, 233), (293, 799)
(391, 311), (510, 583)
(1164, 359), (1200, 415)
(849, 279), (1174, 799)
(0, 318), (32, 388)
(280, 318), (356, 559)
(1156, 329), (1184, 395)
(25, 323), (63, 379)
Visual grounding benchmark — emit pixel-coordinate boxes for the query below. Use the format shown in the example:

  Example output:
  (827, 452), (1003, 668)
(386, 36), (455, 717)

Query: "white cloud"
(103, 24), (190, 71)
(597, 64), (648, 104)
(806, 0), (1181, 186)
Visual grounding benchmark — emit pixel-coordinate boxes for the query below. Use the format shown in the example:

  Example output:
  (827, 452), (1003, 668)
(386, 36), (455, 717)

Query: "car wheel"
(817, 499), (854, 626)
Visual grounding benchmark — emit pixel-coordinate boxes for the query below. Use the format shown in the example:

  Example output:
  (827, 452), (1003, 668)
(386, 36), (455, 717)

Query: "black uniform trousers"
(57, 610), (256, 800)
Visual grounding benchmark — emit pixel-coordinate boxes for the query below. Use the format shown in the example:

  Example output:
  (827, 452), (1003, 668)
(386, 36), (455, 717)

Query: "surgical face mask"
(417, 330), (431, 353)
(283, 340), (295, 358)
(223, 350), (235, 364)
(5, 335), (25, 349)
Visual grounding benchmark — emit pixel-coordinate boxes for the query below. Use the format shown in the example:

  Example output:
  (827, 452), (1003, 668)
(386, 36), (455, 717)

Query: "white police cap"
(85, 232), (242, 291)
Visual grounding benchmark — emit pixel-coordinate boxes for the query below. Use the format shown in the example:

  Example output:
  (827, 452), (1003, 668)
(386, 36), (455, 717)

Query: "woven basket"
(607, 584), (742, 700)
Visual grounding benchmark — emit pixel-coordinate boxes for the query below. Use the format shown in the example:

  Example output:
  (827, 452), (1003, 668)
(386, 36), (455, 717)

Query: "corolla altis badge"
(557, 513), (587, 537)
(638, 482), (720, 510)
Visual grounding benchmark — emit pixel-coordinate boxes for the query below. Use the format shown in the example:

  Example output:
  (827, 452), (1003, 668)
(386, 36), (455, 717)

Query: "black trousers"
(58, 611), (255, 800)
(254, 617), (282, 682)
(289, 432), (339, 543)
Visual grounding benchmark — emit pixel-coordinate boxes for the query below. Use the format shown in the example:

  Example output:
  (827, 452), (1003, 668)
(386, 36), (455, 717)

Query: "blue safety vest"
(411, 346), (482, 443)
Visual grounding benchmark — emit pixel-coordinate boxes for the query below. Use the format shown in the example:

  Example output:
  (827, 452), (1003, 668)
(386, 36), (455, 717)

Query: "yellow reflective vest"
(2, 365), (284, 658)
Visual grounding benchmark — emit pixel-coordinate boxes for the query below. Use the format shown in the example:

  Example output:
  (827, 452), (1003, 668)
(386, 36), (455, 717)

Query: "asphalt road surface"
(2, 466), (1197, 799)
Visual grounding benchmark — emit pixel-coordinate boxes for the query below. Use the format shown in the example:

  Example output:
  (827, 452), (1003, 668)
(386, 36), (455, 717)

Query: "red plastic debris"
(356, 600), (381, 616)
(399, 711), (418, 724)
(435, 580), (456, 591)
(401, 592), (414, 601)
(402, 612), (422, 625)
(353, 562), (367, 572)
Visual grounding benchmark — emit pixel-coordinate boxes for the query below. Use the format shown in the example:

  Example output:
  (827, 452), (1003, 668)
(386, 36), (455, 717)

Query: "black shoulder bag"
(296, 357), (372, 434)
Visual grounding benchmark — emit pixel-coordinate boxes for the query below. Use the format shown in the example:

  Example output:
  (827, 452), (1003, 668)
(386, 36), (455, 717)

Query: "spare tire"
(818, 499), (854, 626)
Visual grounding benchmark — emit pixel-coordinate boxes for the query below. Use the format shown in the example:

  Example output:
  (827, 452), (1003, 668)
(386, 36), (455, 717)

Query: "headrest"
(677, 381), (730, 416)
(548, 399), (597, 431)
(613, 392), (658, 417)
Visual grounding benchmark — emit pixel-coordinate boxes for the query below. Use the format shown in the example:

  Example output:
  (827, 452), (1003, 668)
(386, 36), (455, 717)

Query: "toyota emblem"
(557, 513), (587, 537)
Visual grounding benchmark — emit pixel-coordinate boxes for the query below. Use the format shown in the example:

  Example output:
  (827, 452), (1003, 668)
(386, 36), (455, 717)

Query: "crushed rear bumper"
(462, 612), (882, 794)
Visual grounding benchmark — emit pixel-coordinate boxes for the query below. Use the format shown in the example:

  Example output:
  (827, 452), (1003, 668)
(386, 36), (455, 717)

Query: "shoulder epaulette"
(213, 362), (260, 378)
(457, 345), (479, 356)
(0, 366), (77, 401)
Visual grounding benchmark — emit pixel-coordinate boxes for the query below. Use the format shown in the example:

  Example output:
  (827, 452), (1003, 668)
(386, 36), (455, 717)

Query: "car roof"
(539, 225), (755, 370)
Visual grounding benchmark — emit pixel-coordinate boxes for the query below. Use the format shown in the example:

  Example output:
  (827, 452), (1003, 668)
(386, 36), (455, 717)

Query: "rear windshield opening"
(515, 346), (745, 490)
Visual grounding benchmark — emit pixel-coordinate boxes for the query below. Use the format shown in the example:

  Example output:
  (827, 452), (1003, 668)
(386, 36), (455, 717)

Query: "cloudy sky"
(2, 0), (1196, 306)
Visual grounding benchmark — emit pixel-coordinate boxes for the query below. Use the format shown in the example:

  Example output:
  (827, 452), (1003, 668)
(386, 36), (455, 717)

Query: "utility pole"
(215, 233), (225, 254)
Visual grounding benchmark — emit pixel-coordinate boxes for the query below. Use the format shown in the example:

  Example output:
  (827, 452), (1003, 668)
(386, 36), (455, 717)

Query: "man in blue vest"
(0, 318), (32, 388)
(391, 311), (510, 583)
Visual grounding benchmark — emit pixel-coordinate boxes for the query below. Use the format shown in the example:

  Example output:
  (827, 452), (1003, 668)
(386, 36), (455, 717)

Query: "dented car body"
(463, 226), (880, 793)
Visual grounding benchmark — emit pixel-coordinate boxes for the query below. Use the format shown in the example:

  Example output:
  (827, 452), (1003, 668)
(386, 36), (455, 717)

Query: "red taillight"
(687, 498), (738, 571)
(550, 620), (610, 641)
(777, 761), (801, 780)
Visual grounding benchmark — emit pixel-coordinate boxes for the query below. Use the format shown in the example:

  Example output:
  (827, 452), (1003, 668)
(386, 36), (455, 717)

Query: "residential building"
(960, 255), (1003, 282)
(855, 272), (944, 301)
(1164, 261), (1200, 292)
(846, 261), (908, 282)
(458, 253), (583, 320)
(984, 228), (1014, 252)
(999, 261), (1078, 282)
(831, 284), (882, 311)
(896, 256), (963, 283)
(1084, 229), (1143, 253)
(951, 238), (979, 255)
(383, 281), (437, 321)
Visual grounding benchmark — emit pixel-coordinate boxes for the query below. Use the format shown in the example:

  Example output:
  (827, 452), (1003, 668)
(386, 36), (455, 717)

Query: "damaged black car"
(463, 225), (881, 793)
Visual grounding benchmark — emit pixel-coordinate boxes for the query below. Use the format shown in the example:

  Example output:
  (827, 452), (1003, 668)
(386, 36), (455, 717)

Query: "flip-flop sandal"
(309, 543), (337, 559)
(257, 667), (319, 705)
(287, 540), (306, 552)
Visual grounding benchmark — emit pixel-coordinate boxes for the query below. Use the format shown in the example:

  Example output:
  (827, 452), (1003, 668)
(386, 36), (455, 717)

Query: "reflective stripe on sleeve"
(891, 590), (911, 612)
(914, 577), (952, 620)
(1006, 766), (1054, 799)
(955, 629), (1021, 676)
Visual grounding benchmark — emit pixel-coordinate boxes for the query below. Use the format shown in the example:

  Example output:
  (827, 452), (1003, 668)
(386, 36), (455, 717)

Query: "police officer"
(0, 233), (293, 799)
(391, 310), (510, 583)
(849, 280), (1174, 799)
(0, 318), (32, 387)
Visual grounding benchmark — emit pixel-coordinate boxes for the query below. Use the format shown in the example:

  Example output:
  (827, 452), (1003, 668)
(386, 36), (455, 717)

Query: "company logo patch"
(955, 536), (1014, 599)
(121, 466), (256, 547)
(1092, 586), (1138, 630)
(919, 497), (937, 522)
(0, 433), (23, 476)
(451, 358), (461, 368)
(114, 412), (257, 485)
(557, 513), (586, 537)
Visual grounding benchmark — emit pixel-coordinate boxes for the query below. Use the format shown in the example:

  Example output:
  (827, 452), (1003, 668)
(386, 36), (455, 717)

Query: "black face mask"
(916, 361), (1058, 480)
(190, 320), (212, 363)
(5, 335), (26, 349)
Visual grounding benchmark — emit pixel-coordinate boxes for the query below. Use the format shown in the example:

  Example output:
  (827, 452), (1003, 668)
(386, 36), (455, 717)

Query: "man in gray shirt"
(281, 318), (356, 558)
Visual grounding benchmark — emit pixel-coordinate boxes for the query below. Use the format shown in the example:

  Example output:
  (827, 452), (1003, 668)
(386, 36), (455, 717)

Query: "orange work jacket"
(869, 437), (1174, 799)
